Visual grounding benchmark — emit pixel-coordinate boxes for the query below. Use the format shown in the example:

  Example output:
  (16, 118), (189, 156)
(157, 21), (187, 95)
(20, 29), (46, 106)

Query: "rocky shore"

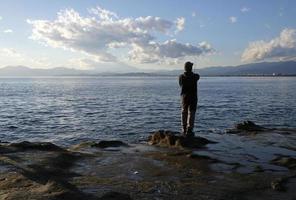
(0, 122), (296, 200)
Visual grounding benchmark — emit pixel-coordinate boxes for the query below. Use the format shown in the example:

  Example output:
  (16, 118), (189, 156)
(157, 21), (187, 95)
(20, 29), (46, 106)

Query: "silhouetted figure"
(179, 61), (200, 137)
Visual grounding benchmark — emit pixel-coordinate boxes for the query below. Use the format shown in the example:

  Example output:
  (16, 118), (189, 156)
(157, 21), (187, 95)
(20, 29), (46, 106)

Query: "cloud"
(0, 48), (50, 67)
(128, 39), (215, 64)
(3, 29), (13, 33)
(27, 7), (214, 65)
(68, 57), (136, 72)
(0, 48), (22, 57)
(0, 16), (2, 20)
(241, 28), (296, 62)
(241, 7), (250, 13)
(192, 12), (196, 17)
(229, 16), (237, 23)
(175, 17), (185, 32)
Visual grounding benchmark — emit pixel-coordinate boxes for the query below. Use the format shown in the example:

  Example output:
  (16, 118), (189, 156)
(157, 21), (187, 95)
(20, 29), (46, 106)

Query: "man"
(179, 61), (200, 137)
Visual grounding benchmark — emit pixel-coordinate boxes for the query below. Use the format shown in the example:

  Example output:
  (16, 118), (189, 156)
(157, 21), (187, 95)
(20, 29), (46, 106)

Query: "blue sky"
(0, 0), (295, 71)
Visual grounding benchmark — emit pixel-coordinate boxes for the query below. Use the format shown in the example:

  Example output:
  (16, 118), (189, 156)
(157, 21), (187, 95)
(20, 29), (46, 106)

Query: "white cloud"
(192, 12), (196, 17)
(229, 16), (237, 23)
(0, 16), (2, 20)
(27, 7), (214, 65)
(68, 57), (135, 72)
(3, 29), (13, 33)
(241, 28), (296, 62)
(128, 39), (215, 64)
(175, 17), (185, 32)
(241, 7), (250, 13)
(0, 48), (22, 57)
(0, 48), (51, 67)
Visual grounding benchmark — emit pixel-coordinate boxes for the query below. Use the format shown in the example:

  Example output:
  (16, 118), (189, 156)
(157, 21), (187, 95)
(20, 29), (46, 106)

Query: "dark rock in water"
(227, 121), (266, 134)
(187, 153), (220, 163)
(270, 156), (296, 169)
(235, 121), (265, 131)
(148, 130), (215, 148)
(253, 165), (264, 172)
(9, 141), (64, 151)
(7, 125), (18, 129)
(99, 191), (132, 200)
(91, 140), (128, 148)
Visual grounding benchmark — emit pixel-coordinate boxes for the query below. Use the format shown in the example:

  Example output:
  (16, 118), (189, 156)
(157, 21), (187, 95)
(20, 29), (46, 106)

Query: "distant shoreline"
(0, 74), (296, 77)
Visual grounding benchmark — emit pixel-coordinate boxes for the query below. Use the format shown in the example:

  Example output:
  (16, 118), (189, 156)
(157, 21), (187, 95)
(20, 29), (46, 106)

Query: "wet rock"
(270, 156), (296, 169)
(99, 191), (132, 200)
(227, 121), (266, 134)
(253, 165), (264, 172)
(187, 153), (219, 163)
(9, 141), (64, 151)
(235, 121), (265, 131)
(148, 130), (215, 148)
(271, 178), (285, 191)
(91, 140), (128, 148)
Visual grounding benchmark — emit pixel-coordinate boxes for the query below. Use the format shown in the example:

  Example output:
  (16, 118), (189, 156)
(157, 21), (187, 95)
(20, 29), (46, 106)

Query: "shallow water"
(0, 76), (295, 145)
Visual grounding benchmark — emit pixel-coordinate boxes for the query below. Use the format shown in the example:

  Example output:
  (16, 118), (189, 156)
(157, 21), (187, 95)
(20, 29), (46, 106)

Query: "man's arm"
(179, 75), (183, 87)
(195, 73), (200, 81)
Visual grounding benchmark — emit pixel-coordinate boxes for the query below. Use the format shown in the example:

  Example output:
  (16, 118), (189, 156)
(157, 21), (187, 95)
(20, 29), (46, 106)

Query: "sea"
(0, 76), (295, 146)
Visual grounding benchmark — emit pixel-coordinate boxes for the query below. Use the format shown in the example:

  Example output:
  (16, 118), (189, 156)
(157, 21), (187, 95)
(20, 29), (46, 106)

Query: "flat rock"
(99, 191), (132, 200)
(9, 141), (64, 151)
(148, 130), (215, 148)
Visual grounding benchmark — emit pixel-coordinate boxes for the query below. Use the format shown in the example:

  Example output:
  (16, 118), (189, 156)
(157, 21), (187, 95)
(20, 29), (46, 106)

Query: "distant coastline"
(0, 60), (295, 77)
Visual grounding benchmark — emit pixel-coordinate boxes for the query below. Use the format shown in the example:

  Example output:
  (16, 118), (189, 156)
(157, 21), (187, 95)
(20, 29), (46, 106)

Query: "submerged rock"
(270, 156), (296, 169)
(91, 140), (128, 148)
(148, 130), (215, 148)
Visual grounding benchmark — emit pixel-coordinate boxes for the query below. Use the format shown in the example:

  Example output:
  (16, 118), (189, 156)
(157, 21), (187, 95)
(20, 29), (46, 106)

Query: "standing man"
(179, 61), (200, 137)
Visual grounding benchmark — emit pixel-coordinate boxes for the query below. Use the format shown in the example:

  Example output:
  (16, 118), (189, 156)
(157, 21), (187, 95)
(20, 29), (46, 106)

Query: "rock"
(227, 121), (266, 134)
(91, 140), (128, 148)
(253, 165), (264, 172)
(9, 141), (64, 151)
(271, 178), (285, 191)
(148, 130), (215, 148)
(270, 156), (296, 169)
(99, 191), (132, 200)
(187, 153), (219, 163)
(235, 121), (265, 131)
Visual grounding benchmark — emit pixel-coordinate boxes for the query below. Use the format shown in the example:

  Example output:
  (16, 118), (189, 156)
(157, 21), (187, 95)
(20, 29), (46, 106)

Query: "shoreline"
(0, 125), (295, 200)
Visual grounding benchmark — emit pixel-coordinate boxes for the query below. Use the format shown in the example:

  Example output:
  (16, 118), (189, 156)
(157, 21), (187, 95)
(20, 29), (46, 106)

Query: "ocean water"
(0, 76), (295, 146)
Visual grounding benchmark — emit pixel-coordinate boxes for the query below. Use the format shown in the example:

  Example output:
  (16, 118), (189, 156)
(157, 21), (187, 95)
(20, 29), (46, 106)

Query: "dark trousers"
(181, 95), (197, 133)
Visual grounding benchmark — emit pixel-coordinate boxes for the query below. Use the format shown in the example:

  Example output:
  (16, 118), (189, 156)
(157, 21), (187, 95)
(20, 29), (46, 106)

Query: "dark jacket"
(179, 72), (200, 97)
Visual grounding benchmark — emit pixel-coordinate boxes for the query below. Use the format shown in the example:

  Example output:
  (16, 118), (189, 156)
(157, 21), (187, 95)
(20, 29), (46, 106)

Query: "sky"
(0, 0), (295, 71)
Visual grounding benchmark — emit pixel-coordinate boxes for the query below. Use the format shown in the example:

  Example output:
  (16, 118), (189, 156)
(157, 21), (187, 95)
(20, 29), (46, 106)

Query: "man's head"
(184, 61), (194, 72)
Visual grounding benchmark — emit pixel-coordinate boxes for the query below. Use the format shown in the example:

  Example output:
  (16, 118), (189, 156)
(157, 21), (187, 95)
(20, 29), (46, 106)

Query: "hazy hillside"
(0, 61), (295, 76)
(0, 66), (88, 76)
(199, 61), (296, 76)
(162, 61), (296, 76)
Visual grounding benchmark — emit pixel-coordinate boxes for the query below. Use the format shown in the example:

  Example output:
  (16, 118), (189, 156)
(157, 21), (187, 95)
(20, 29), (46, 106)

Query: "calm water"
(0, 76), (295, 146)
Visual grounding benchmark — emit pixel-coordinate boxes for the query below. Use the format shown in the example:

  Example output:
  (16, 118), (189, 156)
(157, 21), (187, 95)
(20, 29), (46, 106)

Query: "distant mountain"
(0, 61), (295, 76)
(0, 66), (89, 76)
(163, 61), (296, 76)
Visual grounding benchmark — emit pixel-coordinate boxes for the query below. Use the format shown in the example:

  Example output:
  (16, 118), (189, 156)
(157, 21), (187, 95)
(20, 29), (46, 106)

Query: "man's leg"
(187, 99), (197, 136)
(187, 109), (196, 133)
(181, 98), (189, 135)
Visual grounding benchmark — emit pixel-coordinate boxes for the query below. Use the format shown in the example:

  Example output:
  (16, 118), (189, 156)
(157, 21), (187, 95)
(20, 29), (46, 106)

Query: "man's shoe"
(186, 130), (195, 138)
